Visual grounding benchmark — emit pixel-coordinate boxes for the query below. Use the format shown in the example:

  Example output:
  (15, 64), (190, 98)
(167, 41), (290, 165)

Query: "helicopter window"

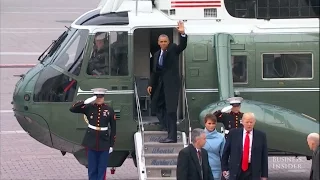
(87, 31), (128, 76)
(262, 53), (313, 79)
(232, 55), (247, 83)
(224, 0), (319, 18)
(53, 29), (89, 76)
(33, 66), (78, 102)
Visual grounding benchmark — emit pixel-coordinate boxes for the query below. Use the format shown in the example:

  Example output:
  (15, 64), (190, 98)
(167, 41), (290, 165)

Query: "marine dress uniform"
(213, 97), (244, 138)
(70, 88), (116, 180)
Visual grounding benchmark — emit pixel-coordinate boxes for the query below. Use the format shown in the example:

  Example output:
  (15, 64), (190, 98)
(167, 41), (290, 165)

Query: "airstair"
(133, 77), (189, 180)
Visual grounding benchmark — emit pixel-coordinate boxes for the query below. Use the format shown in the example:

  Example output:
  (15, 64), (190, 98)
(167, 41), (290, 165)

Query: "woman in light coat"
(203, 114), (226, 180)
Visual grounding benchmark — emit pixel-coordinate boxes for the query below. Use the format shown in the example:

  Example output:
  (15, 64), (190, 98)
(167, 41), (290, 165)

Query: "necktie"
(158, 51), (163, 66)
(197, 150), (202, 165)
(197, 150), (203, 179)
(242, 131), (250, 171)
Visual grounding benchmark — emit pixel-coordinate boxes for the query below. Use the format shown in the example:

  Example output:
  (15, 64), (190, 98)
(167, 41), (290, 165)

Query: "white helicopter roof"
(71, 0), (319, 35)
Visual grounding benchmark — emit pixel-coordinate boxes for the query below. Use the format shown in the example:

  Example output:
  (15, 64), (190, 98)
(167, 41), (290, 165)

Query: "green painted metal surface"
(12, 29), (319, 168)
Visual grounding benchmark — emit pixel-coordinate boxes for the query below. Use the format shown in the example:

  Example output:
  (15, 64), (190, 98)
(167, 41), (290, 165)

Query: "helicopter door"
(74, 28), (133, 145)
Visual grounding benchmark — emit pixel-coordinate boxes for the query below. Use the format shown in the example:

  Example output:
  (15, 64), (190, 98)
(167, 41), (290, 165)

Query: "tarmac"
(0, 0), (313, 179)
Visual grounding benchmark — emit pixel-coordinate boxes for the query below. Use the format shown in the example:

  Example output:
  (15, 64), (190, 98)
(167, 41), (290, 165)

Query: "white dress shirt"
(158, 34), (186, 64)
(242, 129), (253, 163)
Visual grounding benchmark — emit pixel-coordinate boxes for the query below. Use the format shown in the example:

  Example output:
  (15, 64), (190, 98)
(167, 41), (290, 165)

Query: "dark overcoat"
(221, 128), (268, 180)
(310, 145), (320, 180)
(69, 101), (116, 151)
(176, 144), (214, 180)
(149, 34), (187, 113)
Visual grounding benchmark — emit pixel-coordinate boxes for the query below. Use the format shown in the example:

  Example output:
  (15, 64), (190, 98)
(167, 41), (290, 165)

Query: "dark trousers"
(156, 80), (177, 140)
(156, 81), (167, 130)
(238, 163), (252, 180)
(157, 106), (167, 130)
(87, 149), (110, 180)
(167, 112), (178, 141)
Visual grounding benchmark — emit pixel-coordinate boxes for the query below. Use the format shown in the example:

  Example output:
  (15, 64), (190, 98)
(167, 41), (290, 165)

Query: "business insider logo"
(270, 157), (305, 170)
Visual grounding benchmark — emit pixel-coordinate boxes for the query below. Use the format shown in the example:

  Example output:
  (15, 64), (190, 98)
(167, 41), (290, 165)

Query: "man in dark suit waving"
(222, 112), (268, 180)
(147, 21), (188, 143)
(177, 128), (214, 180)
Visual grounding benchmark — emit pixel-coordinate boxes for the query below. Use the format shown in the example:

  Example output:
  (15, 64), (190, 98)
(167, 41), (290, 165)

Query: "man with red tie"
(221, 112), (268, 180)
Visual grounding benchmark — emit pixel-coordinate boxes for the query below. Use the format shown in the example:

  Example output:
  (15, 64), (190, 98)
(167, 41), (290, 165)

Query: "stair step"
(146, 165), (177, 169)
(147, 178), (176, 180)
(144, 153), (179, 166)
(146, 165), (177, 178)
(144, 142), (184, 154)
(144, 154), (179, 158)
(143, 131), (183, 143)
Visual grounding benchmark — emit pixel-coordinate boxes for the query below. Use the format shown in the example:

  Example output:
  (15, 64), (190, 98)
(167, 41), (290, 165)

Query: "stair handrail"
(182, 75), (192, 145)
(133, 77), (145, 159)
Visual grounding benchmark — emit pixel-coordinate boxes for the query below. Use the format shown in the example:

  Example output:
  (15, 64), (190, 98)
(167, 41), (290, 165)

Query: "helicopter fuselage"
(12, 1), (319, 168)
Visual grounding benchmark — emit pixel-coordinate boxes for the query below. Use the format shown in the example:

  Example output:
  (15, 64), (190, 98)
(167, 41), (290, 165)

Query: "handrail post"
(134, 79), (145, 161)
(183, 76), (192, 144)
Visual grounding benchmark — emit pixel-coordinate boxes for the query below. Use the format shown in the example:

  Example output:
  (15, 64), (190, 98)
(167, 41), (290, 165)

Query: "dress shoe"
(159, 138), (177, 143)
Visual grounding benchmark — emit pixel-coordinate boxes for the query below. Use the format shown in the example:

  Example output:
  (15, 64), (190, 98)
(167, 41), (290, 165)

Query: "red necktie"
(242, 131), (250, 171)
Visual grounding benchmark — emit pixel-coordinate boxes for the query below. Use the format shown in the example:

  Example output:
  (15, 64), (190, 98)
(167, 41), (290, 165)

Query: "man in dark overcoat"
(307, 133), (319, 180)
(147, 21), (187, 143)
(221, 112), (268, 180)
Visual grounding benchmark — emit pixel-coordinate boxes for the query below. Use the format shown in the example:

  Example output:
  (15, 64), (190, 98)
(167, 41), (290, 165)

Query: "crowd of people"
(176, 111), (319, 180)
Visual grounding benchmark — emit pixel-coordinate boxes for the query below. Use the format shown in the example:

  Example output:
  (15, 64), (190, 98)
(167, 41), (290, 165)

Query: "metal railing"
(182, 76), (192, 144)
(0, 64), (36, 68)
(133, 78), (145, 159)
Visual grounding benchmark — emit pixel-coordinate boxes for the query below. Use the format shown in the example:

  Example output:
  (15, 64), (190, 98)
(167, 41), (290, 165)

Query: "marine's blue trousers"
(87, 149), (110, 180)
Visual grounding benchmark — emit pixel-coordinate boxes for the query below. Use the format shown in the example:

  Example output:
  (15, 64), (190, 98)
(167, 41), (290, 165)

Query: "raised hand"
(147, 86), (152, 95)
(176, 21), (185, 34)
(84, 96), (97, 104)
(221, 105), (232, 113)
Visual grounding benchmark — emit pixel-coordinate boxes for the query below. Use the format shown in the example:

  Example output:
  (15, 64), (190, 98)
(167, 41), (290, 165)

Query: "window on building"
(232, 55), (247, 83)
(87, 31), (128, 76)
(225, 0), (319, 19)
(262, 53), (312, 79)
(33, 66), (78, 102)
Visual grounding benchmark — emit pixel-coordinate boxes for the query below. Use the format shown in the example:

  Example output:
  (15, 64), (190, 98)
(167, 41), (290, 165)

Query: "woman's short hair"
(204, 114), (217, 123)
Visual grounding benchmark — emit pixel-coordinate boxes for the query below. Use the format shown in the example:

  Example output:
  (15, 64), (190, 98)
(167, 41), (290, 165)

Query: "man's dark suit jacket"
(221, 128), (268, 180)
(310, 145), (320, 180)
(149, 34), (187, 114)
(177, 144), (214, 180)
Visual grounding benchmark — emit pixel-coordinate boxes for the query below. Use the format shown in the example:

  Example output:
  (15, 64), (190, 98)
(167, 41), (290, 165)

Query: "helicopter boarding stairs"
(133, 77), (189, 180)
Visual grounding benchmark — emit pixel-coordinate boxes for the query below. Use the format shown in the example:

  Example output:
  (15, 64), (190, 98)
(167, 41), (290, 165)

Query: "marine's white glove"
(109, 147), (113, 154)
(84, 96), (97, 104)
(221, 105), (232, 113)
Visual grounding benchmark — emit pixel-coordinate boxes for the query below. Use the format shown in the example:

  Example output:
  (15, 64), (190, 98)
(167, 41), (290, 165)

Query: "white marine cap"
(91, 88), (107, 95)
(95, 32), (106, 41)
(227, 97), (243, 105)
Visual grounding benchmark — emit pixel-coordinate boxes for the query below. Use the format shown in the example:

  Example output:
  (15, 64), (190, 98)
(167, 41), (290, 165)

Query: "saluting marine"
(70, 88), (116, 180)
(213, 97), (244, 138)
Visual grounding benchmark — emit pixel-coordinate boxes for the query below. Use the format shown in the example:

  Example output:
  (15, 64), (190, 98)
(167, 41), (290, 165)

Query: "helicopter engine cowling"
(199, 99), (319, 157)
